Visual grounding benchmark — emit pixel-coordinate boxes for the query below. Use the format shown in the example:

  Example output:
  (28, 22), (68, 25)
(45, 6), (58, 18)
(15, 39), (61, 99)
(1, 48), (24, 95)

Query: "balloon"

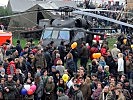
(71, 42), (77, 49)
(62, 74), (69, 82)
(21, 88), (27, 95)
(30, 85), (36, 91)
(92, 53), (101, 59)
(27, 89), (34, 95)
(123, 39), (127, 44)
(131, 45), (133, 48)
(24, 84), (30, 91)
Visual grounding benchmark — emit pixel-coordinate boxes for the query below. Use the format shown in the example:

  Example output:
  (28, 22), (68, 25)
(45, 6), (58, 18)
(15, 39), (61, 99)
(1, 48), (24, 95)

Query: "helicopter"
(0, 6), (132, 47)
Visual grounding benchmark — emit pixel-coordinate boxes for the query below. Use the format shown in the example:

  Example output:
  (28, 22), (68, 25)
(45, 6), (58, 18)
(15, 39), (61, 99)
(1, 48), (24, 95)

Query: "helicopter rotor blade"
(73, 11), (133, 28)
(0, 8), (58, 19)
(79, 8), (133, 14)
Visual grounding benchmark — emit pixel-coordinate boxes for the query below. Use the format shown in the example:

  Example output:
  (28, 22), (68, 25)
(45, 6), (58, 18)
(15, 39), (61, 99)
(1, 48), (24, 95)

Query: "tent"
(0, 30), (12, 46)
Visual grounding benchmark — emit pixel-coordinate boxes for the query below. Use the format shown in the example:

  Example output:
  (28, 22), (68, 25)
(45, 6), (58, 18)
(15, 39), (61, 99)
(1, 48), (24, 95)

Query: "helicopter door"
(37, 11), (44, 24)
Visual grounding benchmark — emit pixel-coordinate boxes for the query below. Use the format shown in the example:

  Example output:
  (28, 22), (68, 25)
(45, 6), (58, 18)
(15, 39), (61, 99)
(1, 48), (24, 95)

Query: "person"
(6, 58), (16, 75)
(56, 60), (65, 76)
(80, 41), (88, 70)
(3, 74), (17, 100)
(96, 65), (107, 82)
(99, 56), (106, 69)
(57, 87), (69, 100)
(33, 48), (47, 72)
(115, 89), (126, 100)
(34, 73), (44, 100)
(111, 44), (120, 59)
(116, 82), (131, 100)
(44, 76), (55, 100)
(73, 84), (84, 100)
(13, 68), (24, 84)
(41, 69), (48, 100)
(66, 53), (75, 75)
(16, 40), (22, 56)
(79, 77), (91, 100)
(91, 82), (103, 100)
(117, 53), (124, 75)
(99, 86), (114, 100)
(58, 41), (66, 64)
(104, 65), (110, 78)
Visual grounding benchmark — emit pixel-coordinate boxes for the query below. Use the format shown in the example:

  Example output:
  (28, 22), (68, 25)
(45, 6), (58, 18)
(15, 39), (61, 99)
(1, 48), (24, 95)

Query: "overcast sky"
(0, 0), (125, 7)
(0, 0), (9, 6)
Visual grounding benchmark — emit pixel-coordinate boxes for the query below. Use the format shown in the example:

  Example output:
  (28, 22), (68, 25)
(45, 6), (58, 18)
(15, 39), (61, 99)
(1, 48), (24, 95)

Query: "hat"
(113, 44), (117, 47)
(52, 66), (56, 69)
(0, 68), (5, 73)
(104, 65), (109, 69)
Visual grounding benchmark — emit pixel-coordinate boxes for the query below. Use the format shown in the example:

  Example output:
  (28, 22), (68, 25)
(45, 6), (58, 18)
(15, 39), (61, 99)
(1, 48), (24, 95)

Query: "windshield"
(59, 31), (70, 40)
(41, 29), (70, 40)
(41, 30), (52, 39)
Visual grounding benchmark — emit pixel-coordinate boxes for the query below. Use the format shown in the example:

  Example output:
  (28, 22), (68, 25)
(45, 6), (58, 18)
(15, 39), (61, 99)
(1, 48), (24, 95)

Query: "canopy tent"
(0, 30), (12, 46)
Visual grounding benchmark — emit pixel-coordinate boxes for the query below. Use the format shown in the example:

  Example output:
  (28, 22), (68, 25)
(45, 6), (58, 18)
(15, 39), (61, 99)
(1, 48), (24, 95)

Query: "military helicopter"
(0, 6), (133, 47)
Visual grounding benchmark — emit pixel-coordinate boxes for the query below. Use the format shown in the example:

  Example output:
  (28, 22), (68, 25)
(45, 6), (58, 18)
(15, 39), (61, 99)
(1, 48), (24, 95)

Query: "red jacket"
(100, 47), (107, 56)
(7, 61), (16, 75)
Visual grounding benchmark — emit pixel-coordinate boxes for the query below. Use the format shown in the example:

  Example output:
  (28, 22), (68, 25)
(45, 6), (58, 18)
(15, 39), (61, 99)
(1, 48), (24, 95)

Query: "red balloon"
(27, 89), (34, 95)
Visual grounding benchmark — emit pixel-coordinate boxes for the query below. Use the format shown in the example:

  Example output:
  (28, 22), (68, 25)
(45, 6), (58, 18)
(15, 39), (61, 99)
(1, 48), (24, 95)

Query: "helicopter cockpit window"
(52, 30), (59, 39)
(42, 30), (52, 39)
(74, 32), (85, 41)
(59, 31), (70, 40)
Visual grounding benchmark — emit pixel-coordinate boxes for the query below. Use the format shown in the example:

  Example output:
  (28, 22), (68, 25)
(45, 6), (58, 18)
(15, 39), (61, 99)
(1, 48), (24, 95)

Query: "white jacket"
(118, 58), (124, 72)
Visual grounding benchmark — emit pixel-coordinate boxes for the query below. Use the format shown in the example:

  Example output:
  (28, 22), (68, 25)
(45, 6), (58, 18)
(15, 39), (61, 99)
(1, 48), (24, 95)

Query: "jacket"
(4, 80), (17, 100)
(33, 53), (47, 69)
(80, 83), (91, 100)
(91, 88), (102, 100)
(6, 61), (16, 75)
(58, 94), (69, 100)
(99, 91), (114, 100)
(35, 80), (44, 98)
(73, 90), (84, 100)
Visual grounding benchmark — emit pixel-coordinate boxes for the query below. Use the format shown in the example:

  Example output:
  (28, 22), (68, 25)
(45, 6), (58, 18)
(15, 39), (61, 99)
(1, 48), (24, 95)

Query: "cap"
(52, 66), (56, 69)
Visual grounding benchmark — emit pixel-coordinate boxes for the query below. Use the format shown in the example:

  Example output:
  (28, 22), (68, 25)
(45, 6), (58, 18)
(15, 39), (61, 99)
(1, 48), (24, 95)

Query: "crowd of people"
(0, 33), (132, 100)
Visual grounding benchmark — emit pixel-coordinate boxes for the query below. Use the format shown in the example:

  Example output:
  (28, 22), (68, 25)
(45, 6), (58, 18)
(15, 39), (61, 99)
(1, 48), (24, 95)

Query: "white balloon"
(24, 84), (30, 91)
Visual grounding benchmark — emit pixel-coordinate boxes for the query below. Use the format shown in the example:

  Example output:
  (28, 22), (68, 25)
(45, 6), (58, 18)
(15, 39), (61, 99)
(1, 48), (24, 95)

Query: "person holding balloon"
(22, 79), (34, 100)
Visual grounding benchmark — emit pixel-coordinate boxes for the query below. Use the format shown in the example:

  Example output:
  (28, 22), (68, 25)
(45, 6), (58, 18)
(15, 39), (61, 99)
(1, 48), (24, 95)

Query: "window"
(59, 31), (70, 40)
(74, 32), (85, 41)
(42, 30), (52, 39)
(52, 30), (59, 39)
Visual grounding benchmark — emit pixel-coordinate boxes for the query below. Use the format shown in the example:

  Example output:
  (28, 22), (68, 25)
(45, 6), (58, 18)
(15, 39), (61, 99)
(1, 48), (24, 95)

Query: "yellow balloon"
(71, 42), (77, 49)
(62, 74), (69, 82)
(131, 45), (133, 48)
(92, 53), (101, 59)
(123, 39), (127, 44)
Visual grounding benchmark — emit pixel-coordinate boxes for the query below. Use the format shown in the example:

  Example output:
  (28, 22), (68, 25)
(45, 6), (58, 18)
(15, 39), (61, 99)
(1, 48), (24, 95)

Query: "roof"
(7, 0), (77, 13)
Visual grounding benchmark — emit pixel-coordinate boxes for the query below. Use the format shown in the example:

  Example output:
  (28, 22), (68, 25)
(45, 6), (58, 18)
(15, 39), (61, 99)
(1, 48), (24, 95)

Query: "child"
(99, 56), (106, 69)
(104, 65), (110, 77)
